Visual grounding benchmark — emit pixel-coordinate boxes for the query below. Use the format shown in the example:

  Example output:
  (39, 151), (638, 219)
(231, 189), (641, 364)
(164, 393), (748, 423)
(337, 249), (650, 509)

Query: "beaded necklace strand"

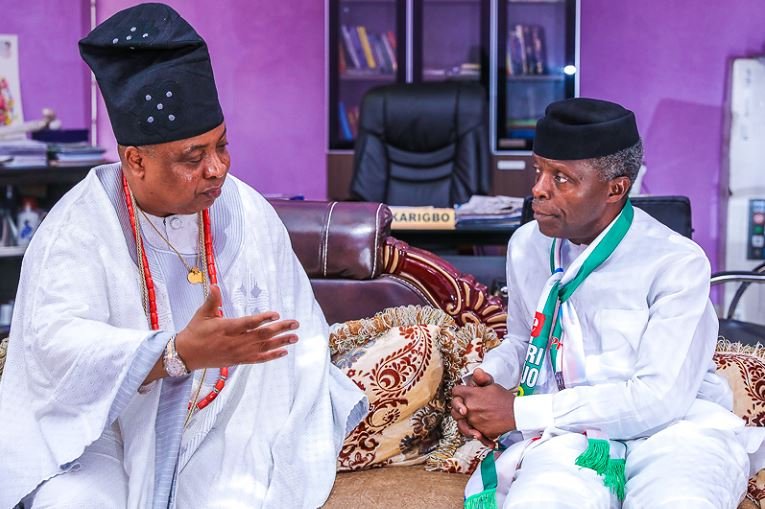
(121, 173), (228, 422)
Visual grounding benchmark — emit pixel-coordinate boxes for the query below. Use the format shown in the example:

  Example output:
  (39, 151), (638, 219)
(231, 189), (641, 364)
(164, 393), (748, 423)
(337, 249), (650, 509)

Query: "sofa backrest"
(270, 199), (507, 337)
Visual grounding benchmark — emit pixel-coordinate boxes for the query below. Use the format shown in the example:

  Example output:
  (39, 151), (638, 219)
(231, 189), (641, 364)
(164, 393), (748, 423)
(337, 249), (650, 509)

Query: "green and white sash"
(464, 200), (634, 509)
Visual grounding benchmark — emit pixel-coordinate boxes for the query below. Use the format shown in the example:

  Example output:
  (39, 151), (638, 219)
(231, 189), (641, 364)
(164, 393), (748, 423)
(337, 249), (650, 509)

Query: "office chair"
(350, 81), (490, 208)
(521, 195), (693, 238)
(712, 263), (765, 346)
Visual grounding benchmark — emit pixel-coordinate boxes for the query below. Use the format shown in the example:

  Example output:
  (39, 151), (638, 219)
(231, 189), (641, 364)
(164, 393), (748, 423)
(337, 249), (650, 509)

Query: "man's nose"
(205, 154), (227, 179)
(532, 173), (551, 200)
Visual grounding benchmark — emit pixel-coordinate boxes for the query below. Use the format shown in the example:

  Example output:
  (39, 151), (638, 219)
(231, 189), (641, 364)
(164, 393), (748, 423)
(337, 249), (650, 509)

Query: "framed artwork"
(0, 35), (24, 127)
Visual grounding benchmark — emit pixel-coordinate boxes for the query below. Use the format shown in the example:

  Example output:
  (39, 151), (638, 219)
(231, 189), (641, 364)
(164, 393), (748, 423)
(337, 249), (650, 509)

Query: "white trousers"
(474, 421), (750, 509)
(24, 424), (127, 509)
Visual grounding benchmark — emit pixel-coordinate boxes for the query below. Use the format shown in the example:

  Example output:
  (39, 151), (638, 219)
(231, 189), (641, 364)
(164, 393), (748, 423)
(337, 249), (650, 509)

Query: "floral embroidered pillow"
(330, 305), (464, 471)
(713, 343), (765, 426)
(713, 341), (765, 505)
(0, 337), (7, 380)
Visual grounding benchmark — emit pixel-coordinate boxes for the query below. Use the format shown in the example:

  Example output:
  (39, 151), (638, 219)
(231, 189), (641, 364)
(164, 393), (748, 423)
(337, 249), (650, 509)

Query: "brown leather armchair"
(270, 199), (506, 508)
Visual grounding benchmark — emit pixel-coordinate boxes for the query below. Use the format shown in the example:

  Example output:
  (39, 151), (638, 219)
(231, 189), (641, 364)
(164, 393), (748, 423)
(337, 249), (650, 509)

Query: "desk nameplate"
(390, 206), (455, 230)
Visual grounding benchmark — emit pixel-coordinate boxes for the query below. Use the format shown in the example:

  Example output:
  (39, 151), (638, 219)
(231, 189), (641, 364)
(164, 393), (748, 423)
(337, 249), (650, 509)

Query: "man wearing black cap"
(0, 4), (365, 508)
(452, 98), (758, 508)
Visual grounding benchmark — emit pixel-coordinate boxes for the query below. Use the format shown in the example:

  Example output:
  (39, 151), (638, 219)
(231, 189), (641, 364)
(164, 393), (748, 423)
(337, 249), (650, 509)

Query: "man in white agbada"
(0, 4), (366, 508)
(452, 98), (765, 508)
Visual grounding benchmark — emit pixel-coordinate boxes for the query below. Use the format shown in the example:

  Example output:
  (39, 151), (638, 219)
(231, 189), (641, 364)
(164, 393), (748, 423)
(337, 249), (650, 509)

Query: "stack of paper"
(455, 195), (524, 227)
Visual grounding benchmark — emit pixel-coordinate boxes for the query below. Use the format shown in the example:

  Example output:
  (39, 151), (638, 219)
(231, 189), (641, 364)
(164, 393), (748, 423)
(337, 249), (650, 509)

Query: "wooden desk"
(390, 222), (519, 294)
(392, 222), (518, 248)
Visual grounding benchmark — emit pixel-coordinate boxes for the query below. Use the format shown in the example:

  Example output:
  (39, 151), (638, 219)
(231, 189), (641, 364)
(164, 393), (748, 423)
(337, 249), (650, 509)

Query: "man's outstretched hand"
(175, 285), (299, 370)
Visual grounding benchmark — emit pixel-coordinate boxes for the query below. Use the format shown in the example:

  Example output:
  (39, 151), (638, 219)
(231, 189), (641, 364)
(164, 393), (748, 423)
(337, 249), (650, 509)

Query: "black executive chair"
(349, 81), (490, 207)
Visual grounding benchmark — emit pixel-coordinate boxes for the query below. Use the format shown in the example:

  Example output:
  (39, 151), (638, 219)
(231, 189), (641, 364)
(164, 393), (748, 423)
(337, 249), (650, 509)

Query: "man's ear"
(122, 146), (146, 179)
(606, 176), (631, 203)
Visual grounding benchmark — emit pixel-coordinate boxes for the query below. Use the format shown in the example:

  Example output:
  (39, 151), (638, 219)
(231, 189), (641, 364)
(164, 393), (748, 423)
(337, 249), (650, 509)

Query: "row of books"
(339, 25), (397, 75)
(338, 101), (360, 141)
(423, 62), (481, 79)
(506, 24), (548, 76)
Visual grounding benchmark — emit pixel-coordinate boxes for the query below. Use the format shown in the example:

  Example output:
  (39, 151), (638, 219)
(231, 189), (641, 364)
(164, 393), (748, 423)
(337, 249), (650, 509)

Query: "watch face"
(164, 346), (189, 377)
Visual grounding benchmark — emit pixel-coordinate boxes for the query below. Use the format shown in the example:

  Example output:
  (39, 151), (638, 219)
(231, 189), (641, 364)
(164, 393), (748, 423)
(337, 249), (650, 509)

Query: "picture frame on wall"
(0, 35), (24, 128)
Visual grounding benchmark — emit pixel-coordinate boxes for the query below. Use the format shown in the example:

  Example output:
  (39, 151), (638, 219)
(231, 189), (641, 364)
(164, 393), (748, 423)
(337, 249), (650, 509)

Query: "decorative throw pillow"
(713, 340), (765, 426)
(426, 322), (500, 474)
(0, 337), (7, 380)
(330, 305), (461, 471)
(714, 340), (765, 507)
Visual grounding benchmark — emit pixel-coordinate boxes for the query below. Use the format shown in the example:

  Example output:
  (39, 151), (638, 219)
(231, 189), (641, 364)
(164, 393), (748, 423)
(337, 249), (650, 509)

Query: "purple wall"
(5, 0), (90, 130)
(579, 1), (765, 271)
(10, 1), (765, 266)
(95, 0), (327, 199)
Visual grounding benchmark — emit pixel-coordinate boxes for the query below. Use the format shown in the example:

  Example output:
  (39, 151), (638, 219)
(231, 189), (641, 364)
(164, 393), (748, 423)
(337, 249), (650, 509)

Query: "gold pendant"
(187, 267), (204, 284)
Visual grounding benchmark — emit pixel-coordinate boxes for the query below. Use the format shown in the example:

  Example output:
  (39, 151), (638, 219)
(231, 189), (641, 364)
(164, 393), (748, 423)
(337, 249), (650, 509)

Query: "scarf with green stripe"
(464, 200), (634, 509)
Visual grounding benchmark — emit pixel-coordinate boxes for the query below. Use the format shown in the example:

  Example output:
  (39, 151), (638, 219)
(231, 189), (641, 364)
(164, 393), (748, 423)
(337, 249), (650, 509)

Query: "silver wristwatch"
(163, 334), (190, 377)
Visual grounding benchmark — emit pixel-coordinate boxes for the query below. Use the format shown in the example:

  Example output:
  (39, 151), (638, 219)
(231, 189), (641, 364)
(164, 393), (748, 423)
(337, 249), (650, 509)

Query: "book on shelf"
(338, 101), (354, 141)
(371, 33), (394, 74)
(347, 105), (360, 139)
(424, 62), (480, 80)
(338, 42), (347, 74)
(341, 25), (363, 70)
(529, 25), (547, 74)
(507, 24), (547, 76)
(381, 31), (397, 73)
(356, 26), (377, 70)
(339, 25), (397, 75)
(367, 33), (385, 72)
(349, 25), (368, 70)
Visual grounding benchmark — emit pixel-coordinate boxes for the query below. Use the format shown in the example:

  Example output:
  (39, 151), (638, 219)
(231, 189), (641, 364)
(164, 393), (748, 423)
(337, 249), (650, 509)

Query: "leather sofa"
(270, 199), (506, 335)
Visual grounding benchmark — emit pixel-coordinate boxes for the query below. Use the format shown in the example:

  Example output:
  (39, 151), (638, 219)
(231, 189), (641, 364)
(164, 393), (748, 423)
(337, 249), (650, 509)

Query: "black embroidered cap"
(533, 98), (640, 160)
(79, 2), (224, 146)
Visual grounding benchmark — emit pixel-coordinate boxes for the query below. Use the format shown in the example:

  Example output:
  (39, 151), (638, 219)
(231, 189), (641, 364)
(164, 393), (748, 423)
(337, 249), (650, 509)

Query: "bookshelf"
(327, 0), (578, 200)
(0, 164), (98, 326)
(329, 0), (403, 151)
(496, 0), (576, 152)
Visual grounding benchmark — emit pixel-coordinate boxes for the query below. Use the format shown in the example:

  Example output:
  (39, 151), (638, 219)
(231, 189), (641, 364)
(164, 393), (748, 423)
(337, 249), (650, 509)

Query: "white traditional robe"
(0, 163), (367, 508)
(468, 208), (765, 507)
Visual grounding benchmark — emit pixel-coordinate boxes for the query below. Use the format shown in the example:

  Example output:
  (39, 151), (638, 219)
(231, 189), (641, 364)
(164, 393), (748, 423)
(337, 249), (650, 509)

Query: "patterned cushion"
(426, 322), (499, 474)
(331, 306), (456, 470)
(0, 337), (7, 380)
(714, 340), (765, 507)
(330, 305), (500, 472)
(714, 342), (765, 426)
